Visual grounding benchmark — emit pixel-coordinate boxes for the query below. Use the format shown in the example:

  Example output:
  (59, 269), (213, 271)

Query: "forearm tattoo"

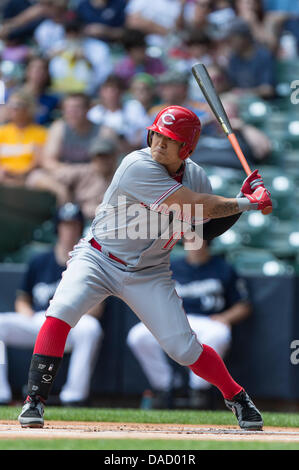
(208, 200), (240, 219)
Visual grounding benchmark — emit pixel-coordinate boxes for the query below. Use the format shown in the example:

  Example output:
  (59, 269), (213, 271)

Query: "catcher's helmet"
(147, 105), (201, 160)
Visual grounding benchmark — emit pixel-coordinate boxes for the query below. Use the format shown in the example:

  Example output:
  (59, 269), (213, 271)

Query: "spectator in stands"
(231, 0), (280, 51)
(174, 29), (214, 72)
(87, 74), (127, 138)
(127, 240), (250, 409)
(27, 92), (116, 204)
(0, 91), (47, 185)
(113, 29), (167, 87)
(0, 203), (103, 406)
(21, 56), (60, 125)
(128, 73), (158, 114)
(148, 70), (211, 124)
(122, 73), (157, 148)
(33, 0), (73, 55)
(76, 0), (127, 42)
(277, 16), (299, 58)
(0, 0), (46, 42)
(125, 0), (187, 47)
(224, 18), (276, 99)
(181, 0), (212, 31)
(192, 63), (272, 170)
(169, 29), (215, 101)
(40, 19), (112, 95)
(42, 92), (104, 168)
(36, 137), (119, 221)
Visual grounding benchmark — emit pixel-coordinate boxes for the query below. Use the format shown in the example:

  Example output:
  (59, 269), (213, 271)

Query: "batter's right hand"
(244, 187), (272, 211)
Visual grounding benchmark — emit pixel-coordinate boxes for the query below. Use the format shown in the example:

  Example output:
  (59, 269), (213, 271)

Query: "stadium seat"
(202, 166), (243, 198)
(260, 111), (299, 149)
(227, 248), (294, 276)
(275, 59), (299, 98)
(211, 228), (243, 255)
(3, 241), (53, 263)
(282, 151), (299, 179)
(266, 138), (292, 167)
(269, 175), (296, 220)
(0, 185), (56, 258)
(243, 216), (299, 259)
(238, 96), (272, 128)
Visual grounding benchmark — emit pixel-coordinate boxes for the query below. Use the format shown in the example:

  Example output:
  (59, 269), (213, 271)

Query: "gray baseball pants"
(46, 239), (203, 366)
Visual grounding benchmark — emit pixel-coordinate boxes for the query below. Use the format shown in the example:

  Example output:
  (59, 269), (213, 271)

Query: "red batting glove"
(244, 187), (272, 211)
(240, 169), (265, 196)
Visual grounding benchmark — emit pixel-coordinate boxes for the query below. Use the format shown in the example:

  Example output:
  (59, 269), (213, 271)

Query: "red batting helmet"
(147, 105), (201, 160)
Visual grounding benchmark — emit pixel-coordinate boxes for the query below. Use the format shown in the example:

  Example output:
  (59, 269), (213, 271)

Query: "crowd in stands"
(0, 0), (298, 222)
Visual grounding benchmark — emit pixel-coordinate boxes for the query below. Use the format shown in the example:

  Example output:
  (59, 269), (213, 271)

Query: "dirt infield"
(1, 420), (299, 442)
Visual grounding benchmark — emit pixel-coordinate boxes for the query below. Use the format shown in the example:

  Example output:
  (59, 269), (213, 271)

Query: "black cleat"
(18, 396), (45, 428)
(224, 390), (263, 430)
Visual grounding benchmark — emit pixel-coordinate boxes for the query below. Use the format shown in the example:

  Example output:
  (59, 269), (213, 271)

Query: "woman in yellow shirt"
(0, 91), (48, 184)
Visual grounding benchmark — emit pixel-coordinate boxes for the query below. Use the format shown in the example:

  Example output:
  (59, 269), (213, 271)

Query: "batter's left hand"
(240, 169), (265, 196)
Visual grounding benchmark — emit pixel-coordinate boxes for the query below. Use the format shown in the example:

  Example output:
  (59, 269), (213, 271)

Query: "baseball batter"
(18, 105), (272, 430)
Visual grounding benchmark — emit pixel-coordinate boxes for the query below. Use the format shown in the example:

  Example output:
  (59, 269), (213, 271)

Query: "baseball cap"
(55, 203), (84, 225)
(225, 18), (252, 38)
(158, 71), (189, 86)
(132, 73), (156, 88)
(89, 138), (117, 156)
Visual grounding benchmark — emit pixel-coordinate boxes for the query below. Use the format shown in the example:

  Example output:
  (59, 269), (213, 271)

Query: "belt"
(89, 238), (127, 266)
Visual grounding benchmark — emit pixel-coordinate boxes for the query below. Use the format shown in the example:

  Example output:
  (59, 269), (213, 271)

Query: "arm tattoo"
(208, 200), (240, 219)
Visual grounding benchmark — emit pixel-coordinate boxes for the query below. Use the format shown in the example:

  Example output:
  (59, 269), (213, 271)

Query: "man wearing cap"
(148, 70), (211, 125)
(52, 137), (119, 221)
(225, 18), (276, 99)
(29, 137), (119, 221)
(0, 203), (103, 406)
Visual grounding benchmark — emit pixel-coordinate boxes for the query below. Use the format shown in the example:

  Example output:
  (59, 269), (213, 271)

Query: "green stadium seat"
(239, 97), (272, 128)
(242, 217), (299, 259)
(202, 166), (243, 198)
(253, 167), (296, 220)
(0, 185), (56, 258)
(227, 248), (294, 276)
(260, 111), (299, 148)
(210, 227), (243, 255)
(266, 138), (292, 166)
(3, 241), (53, 263)
(275, 59), (299, 98)
(282, 151), (299, 178)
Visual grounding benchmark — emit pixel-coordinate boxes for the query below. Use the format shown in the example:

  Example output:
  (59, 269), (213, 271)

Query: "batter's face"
(151, 132), (183, 174)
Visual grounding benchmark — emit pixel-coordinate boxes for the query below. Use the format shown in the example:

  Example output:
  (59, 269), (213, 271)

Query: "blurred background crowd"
(0, 0), (298, 271)
(0, 0), (299, 409)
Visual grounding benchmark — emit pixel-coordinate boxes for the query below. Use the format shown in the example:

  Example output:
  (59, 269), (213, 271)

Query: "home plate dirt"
(1, 421), (299, 442)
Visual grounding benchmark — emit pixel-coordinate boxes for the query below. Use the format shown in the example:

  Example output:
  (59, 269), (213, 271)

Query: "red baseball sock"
(33, 316), (71, 357)
(189, 344), (243, 400)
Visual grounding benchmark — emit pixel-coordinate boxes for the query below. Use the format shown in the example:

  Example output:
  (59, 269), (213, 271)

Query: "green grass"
(2, 406), (299, 428)
(0, 439), (299, 450)
(1, 406), (299, 450)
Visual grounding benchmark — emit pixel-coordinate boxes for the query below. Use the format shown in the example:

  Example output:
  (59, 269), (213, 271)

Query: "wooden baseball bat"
(191, 63), (272, 215)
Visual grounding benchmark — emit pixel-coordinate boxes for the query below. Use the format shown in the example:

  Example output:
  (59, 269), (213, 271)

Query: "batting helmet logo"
(161, 112), (175, 125)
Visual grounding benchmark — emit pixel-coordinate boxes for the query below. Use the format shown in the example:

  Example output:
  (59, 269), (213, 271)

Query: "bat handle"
(227, 133), (252, 176)
(227, 133), (272, 215)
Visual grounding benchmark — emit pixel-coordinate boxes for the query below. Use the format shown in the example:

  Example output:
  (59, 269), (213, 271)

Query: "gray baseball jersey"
(47, 147), (213, 366)
(88, 147), (212, 270)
